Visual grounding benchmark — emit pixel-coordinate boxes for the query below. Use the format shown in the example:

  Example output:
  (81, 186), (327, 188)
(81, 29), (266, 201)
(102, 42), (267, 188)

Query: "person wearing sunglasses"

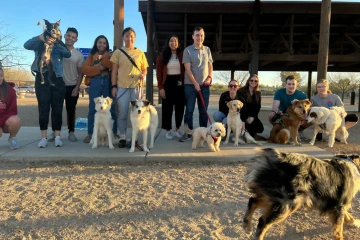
(238, 74), (265, 140)
(213, 79), (247, 138)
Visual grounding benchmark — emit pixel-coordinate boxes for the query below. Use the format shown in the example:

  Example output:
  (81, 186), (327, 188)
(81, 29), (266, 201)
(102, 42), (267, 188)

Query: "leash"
(112, 80), (143, 105)
(197, 90), (212, 125)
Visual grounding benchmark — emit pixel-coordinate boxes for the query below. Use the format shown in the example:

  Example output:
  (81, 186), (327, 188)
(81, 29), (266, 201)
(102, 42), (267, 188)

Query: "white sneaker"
(174, 130), (183, 138)
(38, 138), (48, 148)
(48, 131), (55, 142)
(55, 136), (63, 147)
(165, 131), (173, 140)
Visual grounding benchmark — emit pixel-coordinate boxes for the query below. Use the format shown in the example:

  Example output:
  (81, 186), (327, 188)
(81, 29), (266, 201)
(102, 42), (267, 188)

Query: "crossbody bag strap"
(119, 48), (141, 72)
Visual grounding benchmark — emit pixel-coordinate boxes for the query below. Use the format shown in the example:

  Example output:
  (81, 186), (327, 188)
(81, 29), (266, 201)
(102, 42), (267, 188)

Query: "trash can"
(350, 91), (355, 105)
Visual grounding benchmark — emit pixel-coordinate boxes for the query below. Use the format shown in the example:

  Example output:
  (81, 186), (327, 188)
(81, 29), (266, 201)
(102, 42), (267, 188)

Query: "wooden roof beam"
(343, 34), (360, 52)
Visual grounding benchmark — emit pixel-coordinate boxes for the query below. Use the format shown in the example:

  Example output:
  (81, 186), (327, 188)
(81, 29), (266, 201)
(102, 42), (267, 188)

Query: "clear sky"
(1, 0), (360, 86)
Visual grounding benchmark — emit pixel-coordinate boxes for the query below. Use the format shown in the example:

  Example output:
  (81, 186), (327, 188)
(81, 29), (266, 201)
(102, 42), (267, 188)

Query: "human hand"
(0, 127), (3, 138)
(97, 55), (103, 61)
(112, 87), (117, 98)
(72, 86), (79, 97)
(140, 73), (145, 81)
(241, 122), (245, 130)
(194, 83), (201, 91)
(247, 117), (254, 124)
(160, 89), (166, 99)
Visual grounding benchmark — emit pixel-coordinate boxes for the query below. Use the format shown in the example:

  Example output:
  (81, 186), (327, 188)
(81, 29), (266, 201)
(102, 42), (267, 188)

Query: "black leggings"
(35, 72), (65, 131)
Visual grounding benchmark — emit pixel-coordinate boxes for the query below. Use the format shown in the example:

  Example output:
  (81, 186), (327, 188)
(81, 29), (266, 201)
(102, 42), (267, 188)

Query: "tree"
(3, 68), (33, 82)
(327, 72), (359, 100)
(0, 22), (26, 68)
(214, 71), (249, 86)
(279, 71), (303, 86)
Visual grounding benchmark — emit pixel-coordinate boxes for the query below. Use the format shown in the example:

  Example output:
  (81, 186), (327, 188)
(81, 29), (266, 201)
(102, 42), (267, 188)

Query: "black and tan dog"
(37, 19), (66, 85)
(268, 99), (311, 145)
(242, 148), (360, 240)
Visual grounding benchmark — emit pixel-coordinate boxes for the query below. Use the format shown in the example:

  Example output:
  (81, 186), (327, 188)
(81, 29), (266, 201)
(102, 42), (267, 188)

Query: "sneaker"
(173, 130), (183, 138)
(38, 138), (48, 148)
(48, 131), (55, 142)
(298, 131), (309, 142)
(55, 136), (63, 147)
(8, 137), (20, 150)
(83, 135), (92, 143)
(165, 131), (173, 140)
(68, 132), (77, 142)
(179, 134), (192, 142)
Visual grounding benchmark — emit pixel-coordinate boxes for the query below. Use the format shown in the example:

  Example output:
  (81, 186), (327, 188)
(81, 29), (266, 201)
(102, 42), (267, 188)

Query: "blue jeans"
(116, 87), (138, 136)
(213, 111), (227, 125)
(87, 75), (117, 135)
(184, 84), (210, 130)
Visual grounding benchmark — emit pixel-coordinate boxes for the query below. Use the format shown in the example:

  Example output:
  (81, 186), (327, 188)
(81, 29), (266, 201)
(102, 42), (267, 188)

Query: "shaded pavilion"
(137, 0), (360, 104)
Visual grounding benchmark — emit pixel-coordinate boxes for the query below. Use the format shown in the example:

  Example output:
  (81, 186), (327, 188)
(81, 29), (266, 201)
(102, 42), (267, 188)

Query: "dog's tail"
(245, 148), (299, 202)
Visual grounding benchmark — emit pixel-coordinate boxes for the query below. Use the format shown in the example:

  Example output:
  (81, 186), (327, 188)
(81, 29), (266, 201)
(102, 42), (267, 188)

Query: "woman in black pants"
(156, 35), (185, 140)
(238, 74), (265, 140)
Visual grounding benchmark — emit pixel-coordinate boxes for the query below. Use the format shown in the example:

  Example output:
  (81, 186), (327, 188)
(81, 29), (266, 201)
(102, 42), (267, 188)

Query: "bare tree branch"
(214, 71), (249, 86)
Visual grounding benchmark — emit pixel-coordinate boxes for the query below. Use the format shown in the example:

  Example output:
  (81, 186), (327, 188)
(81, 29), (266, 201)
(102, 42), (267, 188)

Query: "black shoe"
(179, 134), (192, 142)
(118, 139), (126, 148)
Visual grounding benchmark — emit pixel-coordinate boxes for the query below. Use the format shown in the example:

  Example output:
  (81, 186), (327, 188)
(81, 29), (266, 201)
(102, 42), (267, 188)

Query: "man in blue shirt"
(268, 75), (309, 140)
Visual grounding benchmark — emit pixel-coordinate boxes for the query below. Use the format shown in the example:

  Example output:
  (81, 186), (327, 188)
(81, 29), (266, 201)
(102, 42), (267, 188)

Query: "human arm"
(81, 54), (103, 77)
(268, 100), (281, 118)
(111, 62), (119, 98)
(100, 51), (113, 70)
(54, 42), (71, 58)
(203, 61), (213, 85)
(0, 88), (17, 128)
(156, 54), (166, 99)
(23, 36), (41, 50)
(184, 63), (200, 91)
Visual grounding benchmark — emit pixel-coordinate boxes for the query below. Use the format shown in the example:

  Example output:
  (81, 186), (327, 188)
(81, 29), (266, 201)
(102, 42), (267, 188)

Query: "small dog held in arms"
(224, 100), (262, 146)
(307, 106), (349, 147)
(90, 96), (114, 149)
(37, 19), (67, 85)
(192, 122), (226, 152)
(129, 99), (158, 153)
(268, 99), (311, 145)
(242, 148), (360, 240)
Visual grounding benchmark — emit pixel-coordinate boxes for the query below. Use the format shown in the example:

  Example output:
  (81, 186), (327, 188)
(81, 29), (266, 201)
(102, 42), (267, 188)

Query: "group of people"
(0, 25), (358, 150)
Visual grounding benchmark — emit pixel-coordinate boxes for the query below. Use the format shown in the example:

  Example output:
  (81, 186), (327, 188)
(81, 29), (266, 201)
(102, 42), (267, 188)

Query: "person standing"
(24, 31), (71, 148)
(48, 27), (84, 142)
(0, 64), (21, 149)
(110, 27), (148, 148)
(81, 35), (116, 143)
(156, 35), (185, 139)
(238, 74), (264, 140)
(180, 27), (213, 142)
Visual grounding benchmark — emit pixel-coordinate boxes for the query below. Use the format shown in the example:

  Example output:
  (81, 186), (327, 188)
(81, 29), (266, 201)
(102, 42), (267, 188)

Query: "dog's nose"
(237, 108), (240, 112)
(138, 110), (141, 114)
(101, 107), (103, 110)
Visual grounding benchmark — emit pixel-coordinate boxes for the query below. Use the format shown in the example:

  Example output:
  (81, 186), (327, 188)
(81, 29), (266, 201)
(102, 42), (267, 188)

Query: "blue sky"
(1, 0), (360, 85)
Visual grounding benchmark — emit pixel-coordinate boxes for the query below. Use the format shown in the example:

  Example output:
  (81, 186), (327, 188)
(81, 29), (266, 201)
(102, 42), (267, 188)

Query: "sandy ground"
(0, 94), (359, 239)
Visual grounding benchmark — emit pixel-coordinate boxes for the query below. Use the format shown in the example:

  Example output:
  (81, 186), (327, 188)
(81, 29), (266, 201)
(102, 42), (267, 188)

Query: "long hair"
(162, 35), (181, 65)
(90, 35), (110, 55)
(239, 74), (260, 103)
(0, 69), (8, 101)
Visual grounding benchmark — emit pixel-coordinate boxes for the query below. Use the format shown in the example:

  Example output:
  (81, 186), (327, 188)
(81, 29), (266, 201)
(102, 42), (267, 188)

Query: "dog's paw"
(353, 219), (360, 228)
(149, 144), (154, 149)
(92, 145), (97, 149)
(109, 144), (114, 149)
(296, 142), (302, 146)
(223, 141), (229, 145)
(143, 148), (150, 152)
(129, 148), (135, 153)
(233, 143), (238, 147)
(256, 142), (263, 146)
(309, 141), (315, 145)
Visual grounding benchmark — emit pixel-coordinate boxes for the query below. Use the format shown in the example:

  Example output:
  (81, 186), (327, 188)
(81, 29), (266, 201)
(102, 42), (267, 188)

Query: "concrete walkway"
(0, 106), (334, 163)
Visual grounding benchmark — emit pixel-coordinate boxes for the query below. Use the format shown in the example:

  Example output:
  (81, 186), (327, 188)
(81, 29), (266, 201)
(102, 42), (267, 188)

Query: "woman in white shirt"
(156, 35), (185, 140)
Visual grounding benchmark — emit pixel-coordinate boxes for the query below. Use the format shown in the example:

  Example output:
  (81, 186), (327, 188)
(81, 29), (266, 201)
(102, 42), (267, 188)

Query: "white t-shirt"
(167, 54), (180, 75)
(63, 48), (84, 86)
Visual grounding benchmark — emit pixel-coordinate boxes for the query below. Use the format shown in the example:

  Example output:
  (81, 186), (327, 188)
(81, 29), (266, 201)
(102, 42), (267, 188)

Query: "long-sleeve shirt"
(0, 82), (17, 127)
(238, 88), (262, 119)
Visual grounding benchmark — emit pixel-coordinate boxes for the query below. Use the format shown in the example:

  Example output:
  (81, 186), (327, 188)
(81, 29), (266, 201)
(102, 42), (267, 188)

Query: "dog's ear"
(318, 111), (324, 118)
(106, 97), (113, 105)
(305, 99), (311, 106)
(143, 99), (150, 106)
(94, 97), (100, 104)
(238, 100), (244, 109)
(56, 20), (61, 26)
(226, 101), (231, 109)
(43, 19), (50, 25)
(130, 100), (137, 107)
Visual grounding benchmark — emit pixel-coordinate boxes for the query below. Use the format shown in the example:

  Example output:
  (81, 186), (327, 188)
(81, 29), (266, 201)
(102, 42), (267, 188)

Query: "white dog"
(90, 96), (114, 149)
(307, 106), (348, 147)
(129, 99), (158, 153)
(192, 122), (226, 152)
(224, 100), (262, 147)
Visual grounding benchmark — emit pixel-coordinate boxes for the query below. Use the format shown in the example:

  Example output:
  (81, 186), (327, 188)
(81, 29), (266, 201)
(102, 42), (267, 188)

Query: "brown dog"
(268, 99), (311, 145)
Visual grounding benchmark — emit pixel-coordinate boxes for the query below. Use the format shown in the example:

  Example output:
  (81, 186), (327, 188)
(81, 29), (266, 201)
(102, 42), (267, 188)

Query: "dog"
(129, 99), (158, 153)
(242, 148), (360, 240)
(90, 96), (114, 149)
(307, 106), (349, 147)
(224, 100), (262, 147)
(37, 19), (66, 86)
(192, 122), (226, 152)
(268, 99), (311, 145)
